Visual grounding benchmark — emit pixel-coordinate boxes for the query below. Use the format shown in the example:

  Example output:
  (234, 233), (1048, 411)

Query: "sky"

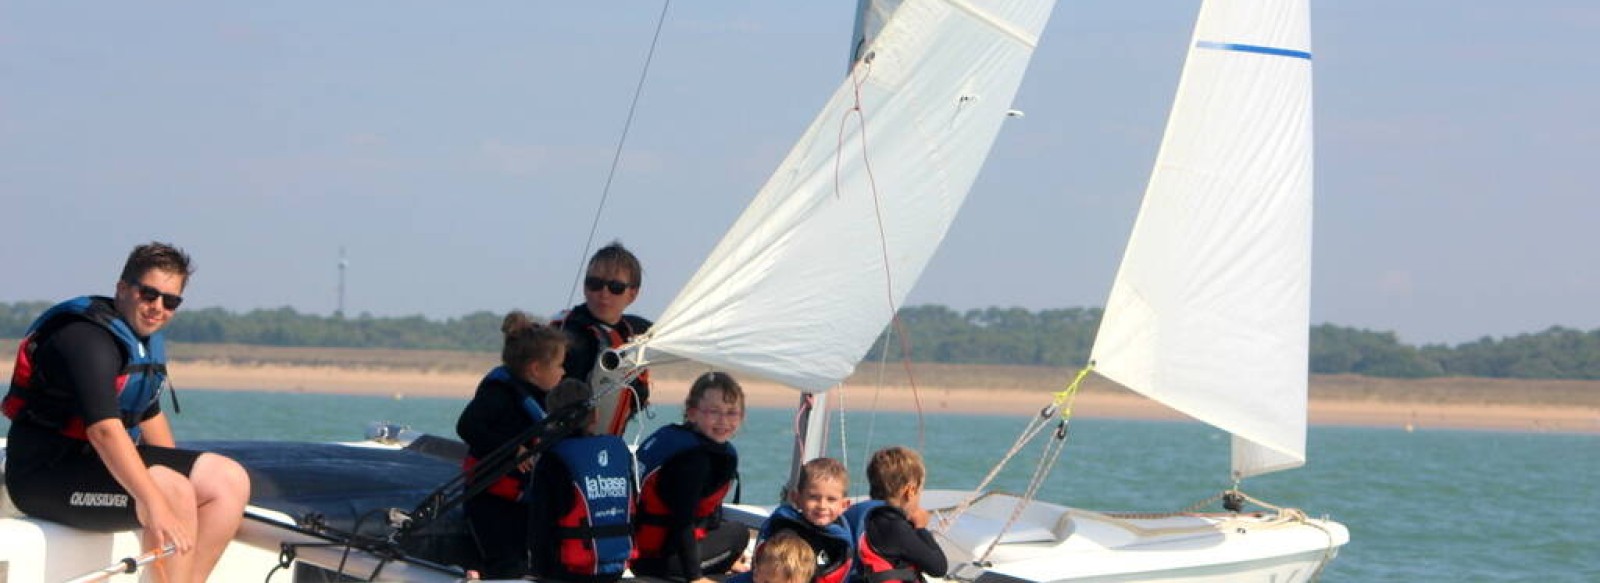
(1, 2), (1595, 347)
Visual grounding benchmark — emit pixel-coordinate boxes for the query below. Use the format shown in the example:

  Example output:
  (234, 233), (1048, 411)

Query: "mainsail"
(1089, 0), (1314, 480)
(639, 0), (1055, 393)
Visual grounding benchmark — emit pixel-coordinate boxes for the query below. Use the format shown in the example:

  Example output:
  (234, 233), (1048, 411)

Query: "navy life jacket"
(3, 296), (167, 441)
(460, 366), (547, 501)
(545, 435), (636, 581)
(757, 503), (855, 583)
(843, 501), (922, 583)
(634, 423), (737, 558)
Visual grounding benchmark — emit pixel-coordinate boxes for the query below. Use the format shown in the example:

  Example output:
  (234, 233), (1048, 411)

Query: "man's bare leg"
(146, 465), (198, 583)
(189, 453), (251, 581)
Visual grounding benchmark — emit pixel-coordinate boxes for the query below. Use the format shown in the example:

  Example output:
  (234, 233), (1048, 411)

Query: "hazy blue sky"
(2, 2), (1595, 346)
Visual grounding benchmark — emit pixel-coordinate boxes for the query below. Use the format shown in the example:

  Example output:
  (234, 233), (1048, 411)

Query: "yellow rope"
(1051, 364), (1093, 419)
(933, 363), (1345, 579)
(936, 364), (1092, 553)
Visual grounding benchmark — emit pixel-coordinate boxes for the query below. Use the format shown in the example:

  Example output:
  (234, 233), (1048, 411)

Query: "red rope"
(834, 57), (926, 449)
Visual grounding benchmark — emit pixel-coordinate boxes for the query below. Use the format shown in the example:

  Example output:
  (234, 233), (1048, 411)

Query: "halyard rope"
(922, 359), (1343, 576)
(936, 365), (1091, 558)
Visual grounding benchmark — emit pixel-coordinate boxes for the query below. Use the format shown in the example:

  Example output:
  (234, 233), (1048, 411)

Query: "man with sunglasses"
(3, 241), (250, 582)
(554, 241), (652, 435)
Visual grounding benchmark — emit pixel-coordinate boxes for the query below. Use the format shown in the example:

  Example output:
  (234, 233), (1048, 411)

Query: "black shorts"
(5, 425), (203, 532)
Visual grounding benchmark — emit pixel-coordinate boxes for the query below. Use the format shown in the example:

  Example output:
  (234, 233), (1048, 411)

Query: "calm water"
(6, 390), (1596, 581)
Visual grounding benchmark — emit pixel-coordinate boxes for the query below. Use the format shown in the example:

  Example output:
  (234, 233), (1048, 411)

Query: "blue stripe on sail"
(1196, 40), (1311, 60)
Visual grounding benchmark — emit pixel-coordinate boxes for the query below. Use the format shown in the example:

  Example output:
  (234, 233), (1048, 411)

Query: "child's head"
(866, 446), (925, 507)
(791, 457), (849, 527)
(500, 310), (568, 390)
(752, 531), (816, 583)
(583, 241), (642, 325)
(545, 379), (597, 435)
(683, 371), (745, 444)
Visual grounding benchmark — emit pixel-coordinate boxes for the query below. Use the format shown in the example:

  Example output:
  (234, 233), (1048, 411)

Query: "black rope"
(397, 401), (590, 536)
(268, 402), (592, 579)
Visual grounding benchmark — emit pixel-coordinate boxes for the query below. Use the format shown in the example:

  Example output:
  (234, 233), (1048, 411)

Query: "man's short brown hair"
(120, 242), (193, 288)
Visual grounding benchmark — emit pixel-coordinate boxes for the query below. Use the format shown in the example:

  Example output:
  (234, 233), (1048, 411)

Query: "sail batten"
(645, 0), (1055, 393)
(1089, 0), (1313, 480)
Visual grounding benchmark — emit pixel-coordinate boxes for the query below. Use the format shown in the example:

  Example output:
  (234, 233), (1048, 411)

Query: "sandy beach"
(18, 349), (1580, 435)
(4, 339), (1584, 435)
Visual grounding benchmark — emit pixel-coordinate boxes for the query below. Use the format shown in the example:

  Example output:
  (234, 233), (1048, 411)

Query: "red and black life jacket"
(3, 296), (168, 441)
(756, 503), (855, 583)
(632, 423), (737, 559)
(553, 307), (650, 435)
(544, 434), (636, 581)
(459, 366), (547, 501)
(843, 501), (922, 583)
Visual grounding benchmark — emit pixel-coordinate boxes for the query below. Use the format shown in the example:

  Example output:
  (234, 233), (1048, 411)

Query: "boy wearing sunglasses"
(3, 241), (251, 582)
(554, 241), (652, 435)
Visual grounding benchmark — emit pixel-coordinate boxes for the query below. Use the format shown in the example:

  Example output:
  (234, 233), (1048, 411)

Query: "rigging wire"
(834, 51), (927, 452)
(566, 0), (674, 308)
(936, 365), (1091, 545)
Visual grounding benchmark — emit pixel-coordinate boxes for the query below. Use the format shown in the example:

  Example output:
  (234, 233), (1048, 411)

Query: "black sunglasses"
(584, 276), (634, 295)
(125, 279), (184, 310)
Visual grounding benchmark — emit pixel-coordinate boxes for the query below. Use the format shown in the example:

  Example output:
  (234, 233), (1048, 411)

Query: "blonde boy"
(793, 458), (850, 529)
(752, 531), (817, 583)
(755, 457), (853, 583)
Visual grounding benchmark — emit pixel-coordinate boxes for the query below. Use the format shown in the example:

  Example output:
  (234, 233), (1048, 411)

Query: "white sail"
(642, 0), (1055, 393)
(1089, 0), (1313, 480)
(850, 0), (906, 62)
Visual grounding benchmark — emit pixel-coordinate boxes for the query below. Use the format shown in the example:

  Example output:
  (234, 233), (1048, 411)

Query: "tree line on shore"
(2, 301), (1596, 380)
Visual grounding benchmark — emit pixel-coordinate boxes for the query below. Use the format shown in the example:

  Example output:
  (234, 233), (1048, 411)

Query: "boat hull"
(2, 437), (470, 581)
(0, 507), (465, 582)
(925, 489), (1348, 583)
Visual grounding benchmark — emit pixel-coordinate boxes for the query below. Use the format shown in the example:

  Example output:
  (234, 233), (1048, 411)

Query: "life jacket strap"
(555, 523), (634, 539)
(867, 567), (920, 583)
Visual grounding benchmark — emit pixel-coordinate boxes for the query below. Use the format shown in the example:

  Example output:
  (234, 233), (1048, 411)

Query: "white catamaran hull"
(719, 489), (1348, 583)
(6, 445), (1345, 583)
(923, 490), (1348, 582)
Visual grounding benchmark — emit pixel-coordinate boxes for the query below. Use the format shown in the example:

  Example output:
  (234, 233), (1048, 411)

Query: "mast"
(781, 0), (896, 498)
(337, 246), (348, 318)
(635, 0), (1053, 500)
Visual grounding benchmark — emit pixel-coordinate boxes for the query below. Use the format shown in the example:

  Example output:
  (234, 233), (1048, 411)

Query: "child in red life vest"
(454, 311), (568, 579)
(527, 379), (636, 583)
(754, 457), (854, 583)
(842, 447), (948, 583)
(728, 531), (817, 583)
(631, 372), (751, 583)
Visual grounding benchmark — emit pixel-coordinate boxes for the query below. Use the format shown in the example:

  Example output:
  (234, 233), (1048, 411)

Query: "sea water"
(5, 390), (1596, 581)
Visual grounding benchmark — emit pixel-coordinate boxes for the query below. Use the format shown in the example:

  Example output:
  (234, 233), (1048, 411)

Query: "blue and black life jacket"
(3, 296), (168, 441)
(553, 306), (651, 434)
(843, 501), (922, 583)
(757, 503), (855, 583)
(634, 423), (738, 558)
(460, 366), (547, 501)
(545, 435), (636, 581)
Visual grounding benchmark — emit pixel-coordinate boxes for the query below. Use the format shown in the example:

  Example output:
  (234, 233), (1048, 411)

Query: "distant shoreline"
(1, 341), (1595, 434)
